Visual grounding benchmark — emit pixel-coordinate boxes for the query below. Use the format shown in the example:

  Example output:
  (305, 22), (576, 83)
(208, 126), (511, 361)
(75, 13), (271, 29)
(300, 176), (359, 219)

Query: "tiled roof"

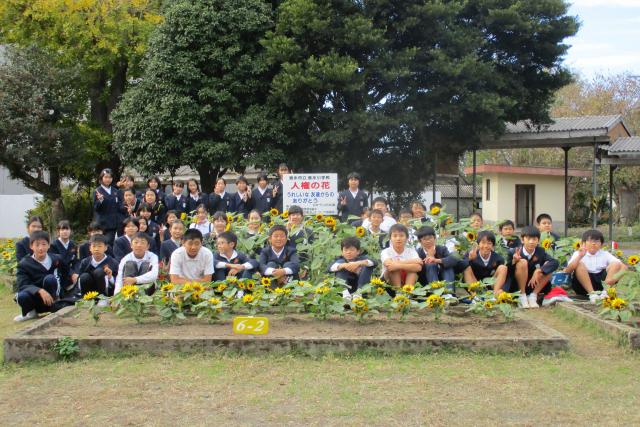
(607, 136), (640, 154)
(505, 115), (623, 134)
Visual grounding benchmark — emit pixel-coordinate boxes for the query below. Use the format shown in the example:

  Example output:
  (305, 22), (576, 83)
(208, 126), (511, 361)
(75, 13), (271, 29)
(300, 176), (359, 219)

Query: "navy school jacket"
(213, 251), (258, 281)
(165, 193), (188, 215)
(337, 189), (369, 222)
(271, 180), (284, 213)
(186, 192), (208, 214)
(500, 236), (522, 250)
(16, 254), (70, 297)
(287, 227), (315, 249)
(230, 192), (254, 217)
(506, 246), (559, 275)
(93, 185), (124, 231)
(417, 245), (458, 270)
(251, 187), (273, 215)
(113, 236), (132, 263)
(78, 241), (114, 261)
(328, 254), (377, 273)
(15, 236), (31, 262)
(48, 239), (79, 275)
(159, 239), (180, 265)
(258, 245), (300, 276)
(207, 192), (232, 214)
(74, 255), (119, 279)
(464, 251), (505, 280)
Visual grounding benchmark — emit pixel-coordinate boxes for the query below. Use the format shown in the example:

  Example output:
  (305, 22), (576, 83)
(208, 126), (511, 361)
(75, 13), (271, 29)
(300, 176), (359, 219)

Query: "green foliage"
(0, 240), (18, 276)
(28, 187), (94, 236)
(112, 0), (286, 189)
(51, 337), (80, 361)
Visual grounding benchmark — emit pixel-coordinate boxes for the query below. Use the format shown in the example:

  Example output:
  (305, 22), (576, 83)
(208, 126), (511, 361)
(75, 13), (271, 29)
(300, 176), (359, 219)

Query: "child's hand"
(528, 269), (543, 288)
(103, 265), (113, 279)
(340, 196), (347, 206)
(123, 277), (137, 286)
(512, 247), (522, 264)
(578, 247), (586, 258)
(469, 242), (478, 260)
(425, 256), (438, 264)
(96, 190), (104, 202)
(38, 289), (54, 306)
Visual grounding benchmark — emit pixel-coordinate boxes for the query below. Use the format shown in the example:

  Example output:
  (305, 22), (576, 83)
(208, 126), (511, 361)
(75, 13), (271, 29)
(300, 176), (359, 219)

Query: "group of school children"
(12, 166), (627, 321)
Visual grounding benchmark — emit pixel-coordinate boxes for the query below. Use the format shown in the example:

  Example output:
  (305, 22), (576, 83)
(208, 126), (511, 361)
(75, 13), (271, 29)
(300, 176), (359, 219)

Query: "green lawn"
(0, 282), (638, 426)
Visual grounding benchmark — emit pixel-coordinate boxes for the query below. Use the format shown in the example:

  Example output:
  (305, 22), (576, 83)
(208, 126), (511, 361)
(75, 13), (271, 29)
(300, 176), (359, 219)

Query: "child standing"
(536, 213), (561, 241)
(165, 181), (188, 216)
(93, 168), (123, 245)
(186, 179), (208, 214)
(337, 172), (369, 223)
(230, 176), (253, 217)
(208, 178), (232, 214)
(114, 218), (139, 263)
(251, 174), (273, 215)
(564, 229), (626, 302)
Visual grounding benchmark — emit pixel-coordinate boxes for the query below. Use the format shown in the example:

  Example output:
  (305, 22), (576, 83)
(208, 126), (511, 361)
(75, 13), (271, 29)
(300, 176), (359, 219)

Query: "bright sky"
(565, 0), (640, 77)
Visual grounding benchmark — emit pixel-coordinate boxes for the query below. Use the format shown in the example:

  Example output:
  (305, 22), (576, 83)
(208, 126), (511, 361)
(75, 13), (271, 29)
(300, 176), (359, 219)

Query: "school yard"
(0, 279), (638, 426)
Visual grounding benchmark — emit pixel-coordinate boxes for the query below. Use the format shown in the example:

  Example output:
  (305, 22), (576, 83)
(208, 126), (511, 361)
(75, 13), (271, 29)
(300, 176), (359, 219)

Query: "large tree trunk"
(618, 186), (639, 225)
(48, 168), (64, 232)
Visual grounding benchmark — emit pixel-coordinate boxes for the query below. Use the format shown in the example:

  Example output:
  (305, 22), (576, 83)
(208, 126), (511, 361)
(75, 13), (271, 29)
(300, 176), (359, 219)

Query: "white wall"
(0, 194), (41, 238)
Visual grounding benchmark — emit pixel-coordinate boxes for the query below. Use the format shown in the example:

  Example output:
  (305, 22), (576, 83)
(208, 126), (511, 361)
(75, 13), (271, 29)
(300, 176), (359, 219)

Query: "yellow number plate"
(233, 316), (269, 335)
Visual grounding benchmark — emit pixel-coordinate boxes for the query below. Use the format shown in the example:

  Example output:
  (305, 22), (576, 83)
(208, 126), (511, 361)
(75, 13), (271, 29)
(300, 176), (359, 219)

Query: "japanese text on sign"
(283, 174), (338, 215)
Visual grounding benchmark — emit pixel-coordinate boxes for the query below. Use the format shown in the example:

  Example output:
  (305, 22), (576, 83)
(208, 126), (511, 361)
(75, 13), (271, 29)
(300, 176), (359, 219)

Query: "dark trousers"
(213, 269), (253, 282)
(123, 260), (155, 295)
(16, 275), (59, 316)
(78, 269), (113, 297)
(336, 266), (374, 293)
(264, 262), (298, 281)
(104, 229), (117, 246)
(572, 270), (606, 295)
(419, 264), (455, 292)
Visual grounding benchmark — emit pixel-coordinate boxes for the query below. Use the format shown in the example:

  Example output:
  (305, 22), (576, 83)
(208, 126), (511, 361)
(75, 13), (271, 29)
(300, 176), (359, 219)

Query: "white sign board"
(283, 173), (338, 215)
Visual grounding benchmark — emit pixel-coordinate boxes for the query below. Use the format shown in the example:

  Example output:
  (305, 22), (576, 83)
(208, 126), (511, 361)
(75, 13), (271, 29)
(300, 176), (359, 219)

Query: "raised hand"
(340, 196), (347, 206)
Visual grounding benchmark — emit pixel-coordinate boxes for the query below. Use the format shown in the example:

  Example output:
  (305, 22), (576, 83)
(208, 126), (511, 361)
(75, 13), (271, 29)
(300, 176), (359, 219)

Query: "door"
(515, 185), (535, 227)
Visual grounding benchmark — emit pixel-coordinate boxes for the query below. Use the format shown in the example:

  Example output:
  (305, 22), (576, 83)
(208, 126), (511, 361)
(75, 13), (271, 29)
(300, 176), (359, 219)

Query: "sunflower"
(121, 284), (139, 300)
(484, 301), (494, 310)
(181, 283), (194, 293)
(430, 206), (441, 215)
(496, 292), (514, 304)
(402, 284), (415, 294)
(610, 298), (627, 310)
(615, 250), (624, 258)
(627, 255), (639, 265)
(353, 297), (366, 307)
(246, 281), (255, 291)
(572, 240), (581, 250)
(466, 231), (477, 242)
(242, 294), (254, 304)
(324, 216), (337, 227)
(208, 297), (221, 305)
(606, 287), (617, 299)
(445, 217), (453, 225)
(284, 288), (292, 295)
(216, 283), (227, 292)
(315, 213), (324, 222)
(541, 239), (552, 250)
(238, 282), (245, 290)
(297, 280), (310, 287)
(227, 276), (238, 284)
(268, 221), (275, 228)
(430, 280), (445, 289)
(274, 287), (284, 294)
(370, 277), (385, 286)
(376, 286), (385, 295)
(281, 210), (289, 219)
(225, 223), (231, 232)
(467, 281), (483, 294)
(83, 291), (99, 300)
(261, 277), (272, 287)
(270, 208), (279, 217)
(355, 226), (366, 238)
(161, 283), (174, 293)
(393, 295), (410, 308)
(426, 294), (445, 308)
(226, 214), (234, 224)
(315, 286), (330, 295)
(180, 212), (187, 221)
(192, 283), (205, 293)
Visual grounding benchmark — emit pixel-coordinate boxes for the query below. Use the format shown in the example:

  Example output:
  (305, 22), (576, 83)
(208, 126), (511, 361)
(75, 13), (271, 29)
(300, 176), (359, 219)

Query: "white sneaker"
(97, 299), (109, 307)
(528, 293), (539, 308)
(342, 289), (352, 301)
(443, 294), (459, 306)
(13, 310), (37, 322)
(518, 295), (530, 309)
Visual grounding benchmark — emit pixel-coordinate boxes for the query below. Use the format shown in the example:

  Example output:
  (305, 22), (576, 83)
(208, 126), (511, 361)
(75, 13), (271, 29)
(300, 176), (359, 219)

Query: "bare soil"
(35, 310), (542, 339)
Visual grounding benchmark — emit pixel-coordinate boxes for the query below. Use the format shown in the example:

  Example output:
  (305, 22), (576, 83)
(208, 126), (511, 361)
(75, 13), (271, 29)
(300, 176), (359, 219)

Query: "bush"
(27, 186), (94, 238)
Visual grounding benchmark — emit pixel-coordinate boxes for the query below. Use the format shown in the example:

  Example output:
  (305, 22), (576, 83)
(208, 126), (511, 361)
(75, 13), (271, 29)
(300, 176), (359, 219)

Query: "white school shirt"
(362, 215), (397, 233)
(329, 258), (374, 272)
(190, 220), (212, 236)
(169, 246), (214, 280)
(568, 249), (620, 274)
(33, 254), (52, 270)
(115, 251), (159, 293)
(380, 246), (420, 275)
(215, 250), (253, 271)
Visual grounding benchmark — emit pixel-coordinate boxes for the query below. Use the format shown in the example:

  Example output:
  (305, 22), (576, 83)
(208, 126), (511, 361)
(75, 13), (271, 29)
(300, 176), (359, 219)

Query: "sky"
(565, 0), (640, 78)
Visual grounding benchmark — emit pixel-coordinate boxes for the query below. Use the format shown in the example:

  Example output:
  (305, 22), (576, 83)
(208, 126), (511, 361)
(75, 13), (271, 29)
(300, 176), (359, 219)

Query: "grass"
(0, 282), (639, 425)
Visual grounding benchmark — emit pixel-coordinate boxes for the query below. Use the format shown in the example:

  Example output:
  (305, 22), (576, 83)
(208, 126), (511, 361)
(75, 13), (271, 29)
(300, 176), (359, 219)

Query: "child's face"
(584, 238), (602, 254)
(341, 245), (359, 260)
(57, 227), (71, 240)
(478, 237), (494, 256)
(124, 222), (138, 237)
(173, 184), (183, 195)
(501, 225), (514, 237)
(370, 214), (383, 227)
(170, 223), (184, 240)
(237, 181), (247, 192)
(538, 218), (553, 232)
(270, 230), (287, 249)
(124, 177), (134, 189)
(470, 215), (483, 229)
(522, 236), (539, 252)
(188, 181), (198, 193)
(373, 202), (386, 213)
(258, 179), (268, 189)
(101, 174), (113, 186)
(399, 213), (412, 225)
(411, 204), (425, 218)
(213, 218), (227, 233)
(124, 191), (135, 204)
(278, 166), (289, 178)
(139, 210), (151, 220)
(390, 231), (407, 249)
(419, 235), (436, 249)
(148, 180), (158, 190)
(184, 238), (203, 258)
(27, 221), (43, 234)
(131, 237), (149, 257)
(196, 209), (207, 221)
(215, 237), (233, 254)
(289, 212), (303, 226)
(30, 239), (49, 260)
(90, 241), (107, 258)
(348, 177), (359, 189)
(144, 191), (156, 204)
(215, 180), (225, 193)
(166, 213), (178, 224)
(138, 220), (148, 232)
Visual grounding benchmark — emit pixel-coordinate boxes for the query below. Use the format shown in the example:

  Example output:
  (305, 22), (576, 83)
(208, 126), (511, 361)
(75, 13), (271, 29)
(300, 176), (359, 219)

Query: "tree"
(0, 46), (88, 222)
(112, 0), (287, 191)
(0, 0), (163, 180)
(263, 0), (578, 201)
